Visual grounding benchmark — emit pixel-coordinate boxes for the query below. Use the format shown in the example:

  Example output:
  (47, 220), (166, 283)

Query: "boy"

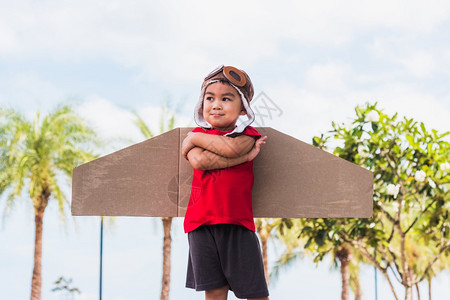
(182, 65), (269, 300)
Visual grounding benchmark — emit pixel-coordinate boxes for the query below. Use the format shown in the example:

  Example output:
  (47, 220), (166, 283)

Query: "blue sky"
(1, 0), (449, 299)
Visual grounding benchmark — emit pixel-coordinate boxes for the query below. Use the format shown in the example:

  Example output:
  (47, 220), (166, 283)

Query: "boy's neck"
(211, 125), (237, 132)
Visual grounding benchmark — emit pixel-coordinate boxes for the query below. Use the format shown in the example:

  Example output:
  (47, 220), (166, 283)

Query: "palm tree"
(269, 218), (305, 284)
(335, 245), (351, 300)
(334, 244), (364, 300)
(348, 252), (363, 300)
(0, 104), (97, 300)
(272, 219), (365, 300)
(132, 103), (176, 300)
(405, 235), (450, 300)
(255, 218), (278, 285)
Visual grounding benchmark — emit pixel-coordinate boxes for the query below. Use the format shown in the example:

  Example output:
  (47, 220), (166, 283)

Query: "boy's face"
(202, 82), (246, 131)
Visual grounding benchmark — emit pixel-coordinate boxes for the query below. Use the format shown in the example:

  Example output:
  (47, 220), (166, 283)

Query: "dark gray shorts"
(186, 224), (269, 299)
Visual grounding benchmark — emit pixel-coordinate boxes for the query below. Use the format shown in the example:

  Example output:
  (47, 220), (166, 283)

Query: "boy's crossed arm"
(182, 132), (255, 159)
(182, 132), (267, 171)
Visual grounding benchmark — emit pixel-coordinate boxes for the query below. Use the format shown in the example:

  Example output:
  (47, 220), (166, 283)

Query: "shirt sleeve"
(241, 126), (261, 139)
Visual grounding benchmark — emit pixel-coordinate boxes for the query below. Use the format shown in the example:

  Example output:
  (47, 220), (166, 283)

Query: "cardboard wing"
(71, 127), (373, 218)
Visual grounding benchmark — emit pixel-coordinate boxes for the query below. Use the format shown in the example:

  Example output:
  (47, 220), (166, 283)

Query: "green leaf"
(420, 122), (426, 134)
(439, 131), (450, 139)
(304, 237), (312, 249)
(301, 226), (312, 234)
(406, 135), (416, 147)
(315, 230), (326, 247)
(371, 122), (379, 132)
(312, 136), (319, 147)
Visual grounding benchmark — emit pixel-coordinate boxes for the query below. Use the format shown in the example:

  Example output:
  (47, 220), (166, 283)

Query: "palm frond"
(0, 103), (98, 220)
(270, 248), (304, 285)
(132, 110), (154, 139)
(47, 172), (66, 218)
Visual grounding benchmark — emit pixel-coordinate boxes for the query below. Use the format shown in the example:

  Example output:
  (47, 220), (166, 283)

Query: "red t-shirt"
(183, 126), (261, 233)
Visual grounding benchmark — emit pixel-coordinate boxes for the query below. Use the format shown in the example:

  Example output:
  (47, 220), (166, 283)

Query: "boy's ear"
(240, 106), (247, 116)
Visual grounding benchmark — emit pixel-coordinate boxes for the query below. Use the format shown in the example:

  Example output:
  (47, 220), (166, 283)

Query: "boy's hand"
(247, 136), (267, 162)
(182, 132), (196, 160)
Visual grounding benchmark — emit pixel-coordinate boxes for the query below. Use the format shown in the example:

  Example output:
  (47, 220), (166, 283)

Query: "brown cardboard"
(72, 128), (179, 217)
(72, 127), (373, 218)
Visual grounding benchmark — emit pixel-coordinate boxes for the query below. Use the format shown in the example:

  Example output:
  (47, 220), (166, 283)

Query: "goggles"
(204, 65), (247, 87)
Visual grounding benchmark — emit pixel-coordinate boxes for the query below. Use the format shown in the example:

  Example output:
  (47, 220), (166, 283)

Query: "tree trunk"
(353, 276), (362, 300)
(428, 279), (431, 300)
(261, 232), (269, 285)
(160, 217), (172, 300)
(336, 246), (351, 300)
(30, 198), (48, 300)
(256, 222), (270, 285)
(404, 268), (415, 300)
(405, 285), (413, 300)
(381, 270), (400, 300)
(355, 287), (362, 300)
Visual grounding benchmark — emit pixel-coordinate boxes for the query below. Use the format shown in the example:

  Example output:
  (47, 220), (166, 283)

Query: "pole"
(100, 216), (103, 300)
(374, 248), (378, 300)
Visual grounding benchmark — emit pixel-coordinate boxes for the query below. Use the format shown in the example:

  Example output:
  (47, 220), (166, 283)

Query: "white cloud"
(369, 36), (447, 79)
(77, 97), (142, 149)
(303, 62), (351, 93)
(397, 52), (437, 78)
(259, 61), (450, 144)
(77, 96), (193, 155)
(2, 0), (450, 83)
(257, 82), (347, 142)
(368, 83), (450, 134)
(0, 20), (18, 52)
(0, 71), (64, 112)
